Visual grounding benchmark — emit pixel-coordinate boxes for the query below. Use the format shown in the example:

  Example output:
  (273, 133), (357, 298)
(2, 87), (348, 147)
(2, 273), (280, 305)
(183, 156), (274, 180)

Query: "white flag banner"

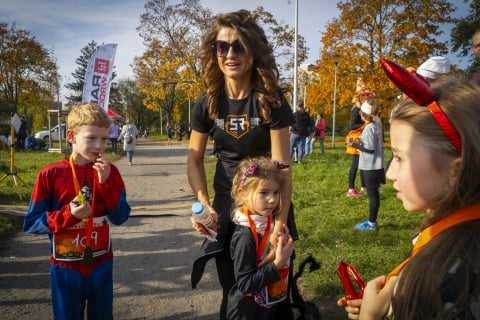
(82, 43), (118, 111)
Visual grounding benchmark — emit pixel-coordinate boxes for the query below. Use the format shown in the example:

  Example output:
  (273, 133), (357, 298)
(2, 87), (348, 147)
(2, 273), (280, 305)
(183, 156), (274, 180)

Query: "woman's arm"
(270, 127), (291, 226)
(188, 129), (211, 208)
(188, 130), (215, 234)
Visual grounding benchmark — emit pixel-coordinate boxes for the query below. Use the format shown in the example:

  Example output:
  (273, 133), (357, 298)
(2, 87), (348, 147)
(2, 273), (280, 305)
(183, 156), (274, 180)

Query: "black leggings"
(349, 154), (365, 189)
(212, 195), (236, 320)
(364, 169), (383, 223)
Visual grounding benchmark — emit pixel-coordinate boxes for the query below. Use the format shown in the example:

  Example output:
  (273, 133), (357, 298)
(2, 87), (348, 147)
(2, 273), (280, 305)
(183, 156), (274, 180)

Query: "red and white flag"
(82, 43), (118, 111)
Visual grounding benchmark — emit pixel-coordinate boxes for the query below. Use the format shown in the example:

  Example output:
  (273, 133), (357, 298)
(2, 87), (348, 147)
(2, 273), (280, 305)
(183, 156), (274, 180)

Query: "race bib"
(254, 260), (290, 307)
(53, 217), (110, 261)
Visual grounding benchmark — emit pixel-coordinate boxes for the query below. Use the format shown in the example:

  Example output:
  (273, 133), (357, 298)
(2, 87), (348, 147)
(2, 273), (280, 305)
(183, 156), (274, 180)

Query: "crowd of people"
(18, 8), (480, 320)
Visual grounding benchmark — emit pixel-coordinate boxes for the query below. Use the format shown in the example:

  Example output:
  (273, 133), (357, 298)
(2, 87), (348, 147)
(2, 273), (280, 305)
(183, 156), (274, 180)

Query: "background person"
(310, 113), (325, 155)
(188, 10), (293, 319)
(109, 120), (120, 155)
(120, 118), (138, 166)
(303, 107), (314, 156)
(16, 114), (29, 150)
(471, 29), (480, 83)
(416, 56), (451, 84)
(166, 122), (173, 146)
(346, 81), (372, 197)
(347, 100), (384, 231)
(289, 101), (310, 164)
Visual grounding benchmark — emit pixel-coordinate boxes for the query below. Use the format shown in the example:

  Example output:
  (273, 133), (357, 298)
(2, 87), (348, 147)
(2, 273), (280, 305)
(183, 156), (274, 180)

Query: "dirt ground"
(0, 139), (223, 319)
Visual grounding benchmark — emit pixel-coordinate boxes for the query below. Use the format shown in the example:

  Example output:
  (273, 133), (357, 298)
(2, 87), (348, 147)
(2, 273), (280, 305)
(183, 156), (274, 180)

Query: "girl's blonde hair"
(231, 156), (287, 211)
(68, 103), (111, 132)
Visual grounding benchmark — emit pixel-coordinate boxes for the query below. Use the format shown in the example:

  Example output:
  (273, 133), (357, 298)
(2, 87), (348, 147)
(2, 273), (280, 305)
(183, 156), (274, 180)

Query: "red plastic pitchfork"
(337, 261), (366, 299)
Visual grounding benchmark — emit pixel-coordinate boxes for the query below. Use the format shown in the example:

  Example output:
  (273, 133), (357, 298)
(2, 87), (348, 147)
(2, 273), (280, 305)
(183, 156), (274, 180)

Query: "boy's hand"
(70, 200), (92, 220)
(93, 153), (110, 183)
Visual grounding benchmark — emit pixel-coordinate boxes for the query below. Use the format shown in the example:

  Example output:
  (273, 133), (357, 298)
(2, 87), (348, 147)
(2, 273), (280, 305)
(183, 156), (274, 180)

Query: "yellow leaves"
(305, 0), (454, 125)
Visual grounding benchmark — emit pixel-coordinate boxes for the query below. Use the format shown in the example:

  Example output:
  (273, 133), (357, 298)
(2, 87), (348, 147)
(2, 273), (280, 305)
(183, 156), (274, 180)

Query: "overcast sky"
(0, 0), (470, 103)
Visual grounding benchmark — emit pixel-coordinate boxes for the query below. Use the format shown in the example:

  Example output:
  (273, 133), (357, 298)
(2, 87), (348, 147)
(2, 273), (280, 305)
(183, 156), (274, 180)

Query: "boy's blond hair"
(68, 103), (111, 132)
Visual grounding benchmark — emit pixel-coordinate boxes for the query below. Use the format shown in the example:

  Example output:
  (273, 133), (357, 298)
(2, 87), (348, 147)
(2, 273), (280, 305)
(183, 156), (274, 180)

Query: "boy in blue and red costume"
(24, 103), (130, 320)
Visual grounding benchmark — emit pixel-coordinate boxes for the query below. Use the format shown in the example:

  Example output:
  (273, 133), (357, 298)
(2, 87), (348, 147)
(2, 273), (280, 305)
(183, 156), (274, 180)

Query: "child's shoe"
(354, 220), (378, 231)
(359, 187), (367, 194)
(346, 188), (361, 197)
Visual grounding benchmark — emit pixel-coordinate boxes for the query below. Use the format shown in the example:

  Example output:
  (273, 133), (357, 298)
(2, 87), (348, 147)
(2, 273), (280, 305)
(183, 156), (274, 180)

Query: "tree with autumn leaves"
(0, 22), (59, 131)
(306, 0), (456, 133)
(133, 0), (306, 128)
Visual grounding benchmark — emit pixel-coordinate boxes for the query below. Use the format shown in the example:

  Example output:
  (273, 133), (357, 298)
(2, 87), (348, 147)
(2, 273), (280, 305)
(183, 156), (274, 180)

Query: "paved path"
(0, 139), (223, 319)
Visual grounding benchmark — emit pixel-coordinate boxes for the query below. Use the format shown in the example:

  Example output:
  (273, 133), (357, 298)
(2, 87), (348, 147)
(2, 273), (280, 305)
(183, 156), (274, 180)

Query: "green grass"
(0, 137), (424, 318)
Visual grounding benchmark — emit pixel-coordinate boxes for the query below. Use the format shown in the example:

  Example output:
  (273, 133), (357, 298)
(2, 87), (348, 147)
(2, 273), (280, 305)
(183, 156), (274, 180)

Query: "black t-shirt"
(190, 91), (293, 198)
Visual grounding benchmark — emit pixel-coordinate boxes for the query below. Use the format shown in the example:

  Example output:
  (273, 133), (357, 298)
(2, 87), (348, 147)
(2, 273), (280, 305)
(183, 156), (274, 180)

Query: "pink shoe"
(346, 188), (361, 197)
(359, 187), (367, 194)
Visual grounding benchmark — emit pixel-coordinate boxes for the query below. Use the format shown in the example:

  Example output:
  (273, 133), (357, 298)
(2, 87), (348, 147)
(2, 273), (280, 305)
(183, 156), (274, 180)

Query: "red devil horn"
(380, 59), (435, 106)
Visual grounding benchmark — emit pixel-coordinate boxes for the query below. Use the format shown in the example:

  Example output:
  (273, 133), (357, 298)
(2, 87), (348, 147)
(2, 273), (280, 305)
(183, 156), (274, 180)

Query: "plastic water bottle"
(192, 202), (218, 240)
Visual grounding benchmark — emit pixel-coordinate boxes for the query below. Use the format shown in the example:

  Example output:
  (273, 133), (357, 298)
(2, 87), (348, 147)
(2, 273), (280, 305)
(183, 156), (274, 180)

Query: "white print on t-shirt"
(226, 114), (249, 139)
(215, 118), (225, 130)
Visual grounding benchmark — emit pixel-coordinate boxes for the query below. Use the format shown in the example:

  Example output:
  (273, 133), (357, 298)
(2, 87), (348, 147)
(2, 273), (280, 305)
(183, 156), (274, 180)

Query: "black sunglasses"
(212, 40), (245, 57)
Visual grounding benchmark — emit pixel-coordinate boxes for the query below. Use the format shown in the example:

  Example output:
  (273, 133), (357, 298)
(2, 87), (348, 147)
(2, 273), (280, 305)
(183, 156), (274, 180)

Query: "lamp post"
(332, 53), (340, 149)
(293, 0), (299, 110)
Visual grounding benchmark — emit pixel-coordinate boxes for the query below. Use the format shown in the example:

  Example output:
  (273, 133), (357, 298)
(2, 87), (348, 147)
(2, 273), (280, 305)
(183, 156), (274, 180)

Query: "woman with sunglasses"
(188, 10), (294, 319)
(339, 64), (480, 319)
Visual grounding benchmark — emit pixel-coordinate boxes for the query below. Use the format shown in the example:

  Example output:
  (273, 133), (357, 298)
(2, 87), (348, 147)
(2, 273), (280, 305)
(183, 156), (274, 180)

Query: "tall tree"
(0, 22), (58, 118)
(306, 0), (455, 128)
(450, 0), (480, 75)
(64, 40), (120, 108)
(64, 40), (98, 106)
(115, 77), (156, 129)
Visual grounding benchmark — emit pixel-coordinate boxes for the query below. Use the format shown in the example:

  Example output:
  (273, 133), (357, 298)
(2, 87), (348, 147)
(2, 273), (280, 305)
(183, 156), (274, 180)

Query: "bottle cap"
(192, 202), (204, 214)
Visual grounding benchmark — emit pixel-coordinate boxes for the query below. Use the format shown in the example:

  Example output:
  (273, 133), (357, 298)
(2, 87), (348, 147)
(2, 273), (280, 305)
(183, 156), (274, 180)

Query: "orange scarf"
(241, 207), (271, 266)
(69, 155), (97, 262)
(387, 204), (480, 281)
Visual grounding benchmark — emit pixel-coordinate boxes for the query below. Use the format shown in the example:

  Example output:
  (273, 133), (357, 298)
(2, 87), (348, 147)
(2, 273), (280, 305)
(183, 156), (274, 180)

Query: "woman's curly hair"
(199, 10), (282, 123)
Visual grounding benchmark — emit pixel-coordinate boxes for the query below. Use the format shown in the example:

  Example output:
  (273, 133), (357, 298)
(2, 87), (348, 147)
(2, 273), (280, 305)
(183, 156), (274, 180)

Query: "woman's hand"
(358, 275), (398, 320)
(190, 204), (217, 236)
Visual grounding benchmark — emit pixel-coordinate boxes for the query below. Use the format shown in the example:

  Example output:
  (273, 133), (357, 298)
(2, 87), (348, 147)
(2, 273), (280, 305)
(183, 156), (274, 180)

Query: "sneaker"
(346, 189), (361, 197)
(359, 187), (367, 194)
(378, 186), (384, 193)
(355, 220), (378, 231)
